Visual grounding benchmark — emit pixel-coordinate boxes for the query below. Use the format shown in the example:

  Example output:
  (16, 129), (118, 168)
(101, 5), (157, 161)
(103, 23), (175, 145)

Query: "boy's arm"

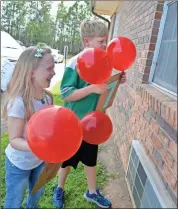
(63, 85), (95, 102)
(60, 67), (107, 102)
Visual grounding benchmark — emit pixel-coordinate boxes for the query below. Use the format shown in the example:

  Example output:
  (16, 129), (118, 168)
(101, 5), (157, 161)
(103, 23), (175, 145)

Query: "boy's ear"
(83, 37), (91, 47)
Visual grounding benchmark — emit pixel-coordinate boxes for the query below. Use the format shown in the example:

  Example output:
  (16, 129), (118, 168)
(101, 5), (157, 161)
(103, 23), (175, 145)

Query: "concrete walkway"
(98, 138), (133, 208)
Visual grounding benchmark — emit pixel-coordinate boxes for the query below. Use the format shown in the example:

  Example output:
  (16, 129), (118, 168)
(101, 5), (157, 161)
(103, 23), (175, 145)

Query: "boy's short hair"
(80, 19), (108, 42)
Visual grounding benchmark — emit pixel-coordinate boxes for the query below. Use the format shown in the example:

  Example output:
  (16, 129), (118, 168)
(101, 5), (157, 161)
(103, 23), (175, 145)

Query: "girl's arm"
(8, 117), (31, 152)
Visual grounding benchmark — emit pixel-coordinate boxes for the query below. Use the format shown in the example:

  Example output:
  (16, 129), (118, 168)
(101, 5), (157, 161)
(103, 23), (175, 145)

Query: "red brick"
(148, 93), (153, 106)
(140, 129), (147, 141)
(150, 44), (156, 51)
(138, 105), (145, 116)
(150, 118), (160, 134)
(172, 161), (177, 177)
(119, 143), (128, 171)
(173, 182), (177, 196)
(149, 152), (158, 167)
(107, 0), (176, 199)
(159, 147), (167, 159)
(148, 127), (153, 138)
(142, 100), (149, 111)
(169, 107), (177, 131)
(144, 43), (150, 50)
(168, 140), (177, 161)
(141, 51), (146, 58)
(164, 151), (175, 168)
(153, 98), (160, 113)
(145, 136), (154, 151)
(158, 0), (165, 4)
(158, 128), (170, 147)
(162, 163), (177, 189)
(155, 11), (162, 19)
(147, 51), (154, 59)
(135, 111), (141, 121)
(144, 67), (150, 74)
(160, 103), (170, 124)
(150, 35), (158, 43)
(137, 131), (141, 139)
(152, 28), (159, 36)
(151, 132), (163, 149)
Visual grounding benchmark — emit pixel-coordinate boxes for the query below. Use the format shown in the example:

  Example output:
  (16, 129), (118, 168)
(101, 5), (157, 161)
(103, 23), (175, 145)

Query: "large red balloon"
(81, 111), (113, 145)
(107, 37), (136, 71)
(27, 105), (83, 163)
(76, 48), (112, 84)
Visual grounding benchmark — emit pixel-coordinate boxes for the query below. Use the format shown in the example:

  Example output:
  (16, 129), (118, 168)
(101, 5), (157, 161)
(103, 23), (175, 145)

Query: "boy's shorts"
(61, 140), (98, 169)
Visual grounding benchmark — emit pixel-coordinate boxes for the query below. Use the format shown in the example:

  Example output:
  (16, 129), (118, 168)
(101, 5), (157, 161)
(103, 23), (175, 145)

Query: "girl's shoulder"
(7, 96), (25, 119)
(7, 96), (24, 108)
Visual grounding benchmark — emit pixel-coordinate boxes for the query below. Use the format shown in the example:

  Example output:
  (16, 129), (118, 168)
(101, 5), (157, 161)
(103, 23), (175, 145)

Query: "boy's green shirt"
(60, 54), (99, 119)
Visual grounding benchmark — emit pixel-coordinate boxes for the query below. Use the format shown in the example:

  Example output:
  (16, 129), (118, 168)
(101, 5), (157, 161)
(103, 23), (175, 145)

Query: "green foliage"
(2, 1), (93, 54)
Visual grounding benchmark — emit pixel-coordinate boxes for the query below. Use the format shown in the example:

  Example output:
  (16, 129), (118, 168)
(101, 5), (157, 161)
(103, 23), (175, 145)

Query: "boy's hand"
(120, 72), (127, 84)
(90, 84), (108, 94)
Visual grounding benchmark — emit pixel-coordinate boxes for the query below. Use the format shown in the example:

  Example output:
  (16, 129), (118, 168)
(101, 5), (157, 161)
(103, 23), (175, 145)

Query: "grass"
(50, 80), (61, 96)
(1, 89), (108, 208)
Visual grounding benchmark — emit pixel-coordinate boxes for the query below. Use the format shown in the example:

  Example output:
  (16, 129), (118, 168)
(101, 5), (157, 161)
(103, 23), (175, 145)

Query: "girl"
(2, 46), (55, 208)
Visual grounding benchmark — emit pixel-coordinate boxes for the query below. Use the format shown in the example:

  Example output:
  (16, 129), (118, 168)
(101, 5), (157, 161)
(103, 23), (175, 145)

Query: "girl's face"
(32, 54), (55, 89)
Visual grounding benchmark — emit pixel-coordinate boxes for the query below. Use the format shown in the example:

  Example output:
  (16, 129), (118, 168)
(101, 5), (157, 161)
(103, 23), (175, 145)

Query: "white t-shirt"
(5, 95), (52, 170)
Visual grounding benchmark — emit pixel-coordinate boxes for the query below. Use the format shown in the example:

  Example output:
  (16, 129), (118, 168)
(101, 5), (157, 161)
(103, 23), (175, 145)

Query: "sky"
(50, 1), (76, 17)
(1, 1), (76, 17)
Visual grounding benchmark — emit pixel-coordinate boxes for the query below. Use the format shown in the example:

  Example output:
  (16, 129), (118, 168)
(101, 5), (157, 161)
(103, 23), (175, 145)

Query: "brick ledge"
(136, 84), (177, 131)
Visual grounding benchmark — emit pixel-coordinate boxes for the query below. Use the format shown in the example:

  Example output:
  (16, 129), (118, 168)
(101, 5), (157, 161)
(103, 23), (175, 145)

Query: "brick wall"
(107, 0), (177, 204)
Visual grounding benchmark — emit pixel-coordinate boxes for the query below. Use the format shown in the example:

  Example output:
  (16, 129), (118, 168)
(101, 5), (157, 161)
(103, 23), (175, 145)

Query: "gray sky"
(50, 1), (76, 17)
(1, 1), (76, 17)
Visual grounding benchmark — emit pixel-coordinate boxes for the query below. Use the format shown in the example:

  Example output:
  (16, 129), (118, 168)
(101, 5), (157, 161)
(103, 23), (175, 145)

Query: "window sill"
(136, 83), (177, 131)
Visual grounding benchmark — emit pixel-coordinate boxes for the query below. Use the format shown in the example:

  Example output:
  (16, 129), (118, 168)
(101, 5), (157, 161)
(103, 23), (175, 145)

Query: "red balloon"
(77, 48), (112, 84)
(27, 105), (83, 163)
(107, 37), (136, 71)
(81, 111), (113, 145)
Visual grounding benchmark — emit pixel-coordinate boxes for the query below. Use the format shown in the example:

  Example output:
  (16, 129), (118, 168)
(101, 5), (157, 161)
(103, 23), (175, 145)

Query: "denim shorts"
(4, 157), (45, 208)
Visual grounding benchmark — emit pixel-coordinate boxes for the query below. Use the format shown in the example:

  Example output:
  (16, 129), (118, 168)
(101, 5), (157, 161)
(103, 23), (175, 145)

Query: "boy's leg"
(4, 157), (29, 208)
(26, 162), (45, 208)
(52, 167), (70, 208)
(81, 141), (112, 208)
(81, 141), (98, 193)
(84, 165), (97, 193)
(52, 151), (80, 208)
(58, 166), (71, 189)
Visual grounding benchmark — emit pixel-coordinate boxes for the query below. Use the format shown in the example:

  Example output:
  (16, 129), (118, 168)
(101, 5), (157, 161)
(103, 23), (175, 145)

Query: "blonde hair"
(1, 46), (52, 121)
(80, 19), (108, 43)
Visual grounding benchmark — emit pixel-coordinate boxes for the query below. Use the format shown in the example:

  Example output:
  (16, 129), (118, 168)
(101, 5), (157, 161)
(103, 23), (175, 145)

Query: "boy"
(53, 19), (126, 208)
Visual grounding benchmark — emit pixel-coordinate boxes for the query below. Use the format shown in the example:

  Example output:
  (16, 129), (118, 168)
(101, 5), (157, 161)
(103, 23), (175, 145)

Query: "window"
(149, 1), (177, 95)
(112, 11), (120, 38)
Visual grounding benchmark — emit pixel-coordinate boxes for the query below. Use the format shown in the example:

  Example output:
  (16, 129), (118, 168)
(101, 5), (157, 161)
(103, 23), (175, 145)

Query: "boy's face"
(84, 37), (108, 50)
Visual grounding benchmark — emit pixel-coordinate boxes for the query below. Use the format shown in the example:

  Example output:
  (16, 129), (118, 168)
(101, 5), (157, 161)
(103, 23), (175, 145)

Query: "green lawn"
(1, 91), (108, 208)
(50, 81), (61, 95)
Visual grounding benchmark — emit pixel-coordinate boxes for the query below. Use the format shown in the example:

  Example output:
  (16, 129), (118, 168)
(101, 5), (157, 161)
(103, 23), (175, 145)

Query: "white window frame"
(112, 10), (120, 39)
(149, 1), (177, 97)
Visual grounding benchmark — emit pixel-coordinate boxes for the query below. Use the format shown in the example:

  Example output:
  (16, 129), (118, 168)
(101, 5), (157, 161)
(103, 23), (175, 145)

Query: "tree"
(54, 1), (68, 49)
(67, 1), (92, 54)
(1, 0), (93, 54)
(25, 1), (55, 46)
(2, 1), (28, 39)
